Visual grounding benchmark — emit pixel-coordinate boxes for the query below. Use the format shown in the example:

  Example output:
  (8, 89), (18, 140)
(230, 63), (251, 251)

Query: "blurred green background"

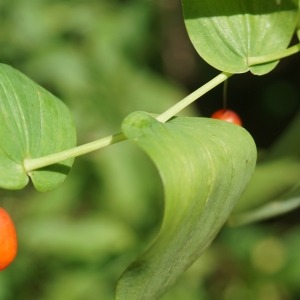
(1, 0), (300, 299)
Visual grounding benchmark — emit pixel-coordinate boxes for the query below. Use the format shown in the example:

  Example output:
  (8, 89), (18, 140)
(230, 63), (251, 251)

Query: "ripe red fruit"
(0, 208), (17, 271)
(211, 109), (242, 126)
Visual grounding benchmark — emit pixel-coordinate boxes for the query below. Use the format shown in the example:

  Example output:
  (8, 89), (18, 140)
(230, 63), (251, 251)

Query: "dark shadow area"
(34, 163), (71, 176)
(183, 0), (298, 19)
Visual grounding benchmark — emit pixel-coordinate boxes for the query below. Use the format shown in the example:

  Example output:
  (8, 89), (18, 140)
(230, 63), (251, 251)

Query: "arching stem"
(156, 72), (233, 123)
(24, 132), (126, 172)
(248, 43), (300, 66)
(26, 39), (300, 173)
(24, 72), (233, 172)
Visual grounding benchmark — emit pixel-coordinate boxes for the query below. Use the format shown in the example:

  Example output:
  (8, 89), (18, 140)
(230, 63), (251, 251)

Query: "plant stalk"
(24, 132), (126, 172)
(156, 72), (233, 123)
(24, 71), (233, 172)
(248, 43), (300, 66)
(27, 39), (300, 173)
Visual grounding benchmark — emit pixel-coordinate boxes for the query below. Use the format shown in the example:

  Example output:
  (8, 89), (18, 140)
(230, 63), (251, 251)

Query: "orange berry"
(211, 109), (242, 126)
(0, 207), (17, 271)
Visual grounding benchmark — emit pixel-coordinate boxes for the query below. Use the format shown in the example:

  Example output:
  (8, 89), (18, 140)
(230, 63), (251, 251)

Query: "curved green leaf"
(116, 112), (256, 300)
(182, 0), (299, 75)
(0, 64), (76, 191)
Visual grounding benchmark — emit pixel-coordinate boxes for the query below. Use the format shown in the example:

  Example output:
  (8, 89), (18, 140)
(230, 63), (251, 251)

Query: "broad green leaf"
(0, 64), (76, 191)
(182, 0), (299, 75)
(116, 112), (256, 300)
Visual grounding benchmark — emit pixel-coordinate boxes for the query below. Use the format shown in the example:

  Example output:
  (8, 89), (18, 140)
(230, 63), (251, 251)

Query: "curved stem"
(24, 71), (233, 172)
(24, 132), (126, 172)
(156, 72), (233, 123)
(21, 42), (300, 172)
(248, 42), (300, 66)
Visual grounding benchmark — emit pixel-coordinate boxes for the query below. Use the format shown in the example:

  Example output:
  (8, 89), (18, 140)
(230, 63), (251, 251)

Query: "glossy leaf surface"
(117, 112), (256, 300)
(182, 0), (299, 75)
(0, 64), (76, 191)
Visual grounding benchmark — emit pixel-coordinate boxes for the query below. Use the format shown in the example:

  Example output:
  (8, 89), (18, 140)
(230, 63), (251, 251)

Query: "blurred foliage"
(0, 0), (300, 299)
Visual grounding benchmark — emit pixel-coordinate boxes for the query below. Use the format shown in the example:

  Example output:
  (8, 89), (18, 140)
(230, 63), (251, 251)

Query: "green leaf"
(182, 0), (299, 75)
(116, 112), (256, 300)
(229, 188), (300, 227)
(19, 214), (136, 261)
(0, 64), (76, 191)
(231, 158), (300, 213)
(230, 109), (300, 224)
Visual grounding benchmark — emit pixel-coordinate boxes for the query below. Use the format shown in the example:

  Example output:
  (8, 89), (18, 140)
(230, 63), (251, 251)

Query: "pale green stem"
(24, 71), (233, 172)
(248, 42), (300, 66)
(156, 72), (233, 123)
(223, 79), (228, 110)
(22, 42), (300, 172)
(24, 132), (126, 172)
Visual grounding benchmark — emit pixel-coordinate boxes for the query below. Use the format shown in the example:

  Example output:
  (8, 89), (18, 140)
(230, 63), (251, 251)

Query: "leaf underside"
(116, 112), (257, 300)
(0, 64), (76, 191)
(182, 0), (299, 75)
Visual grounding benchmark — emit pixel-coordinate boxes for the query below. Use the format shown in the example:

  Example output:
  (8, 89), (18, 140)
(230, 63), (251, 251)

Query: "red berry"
(0, 208), (17, 271)
(211, 109), (242, 126)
